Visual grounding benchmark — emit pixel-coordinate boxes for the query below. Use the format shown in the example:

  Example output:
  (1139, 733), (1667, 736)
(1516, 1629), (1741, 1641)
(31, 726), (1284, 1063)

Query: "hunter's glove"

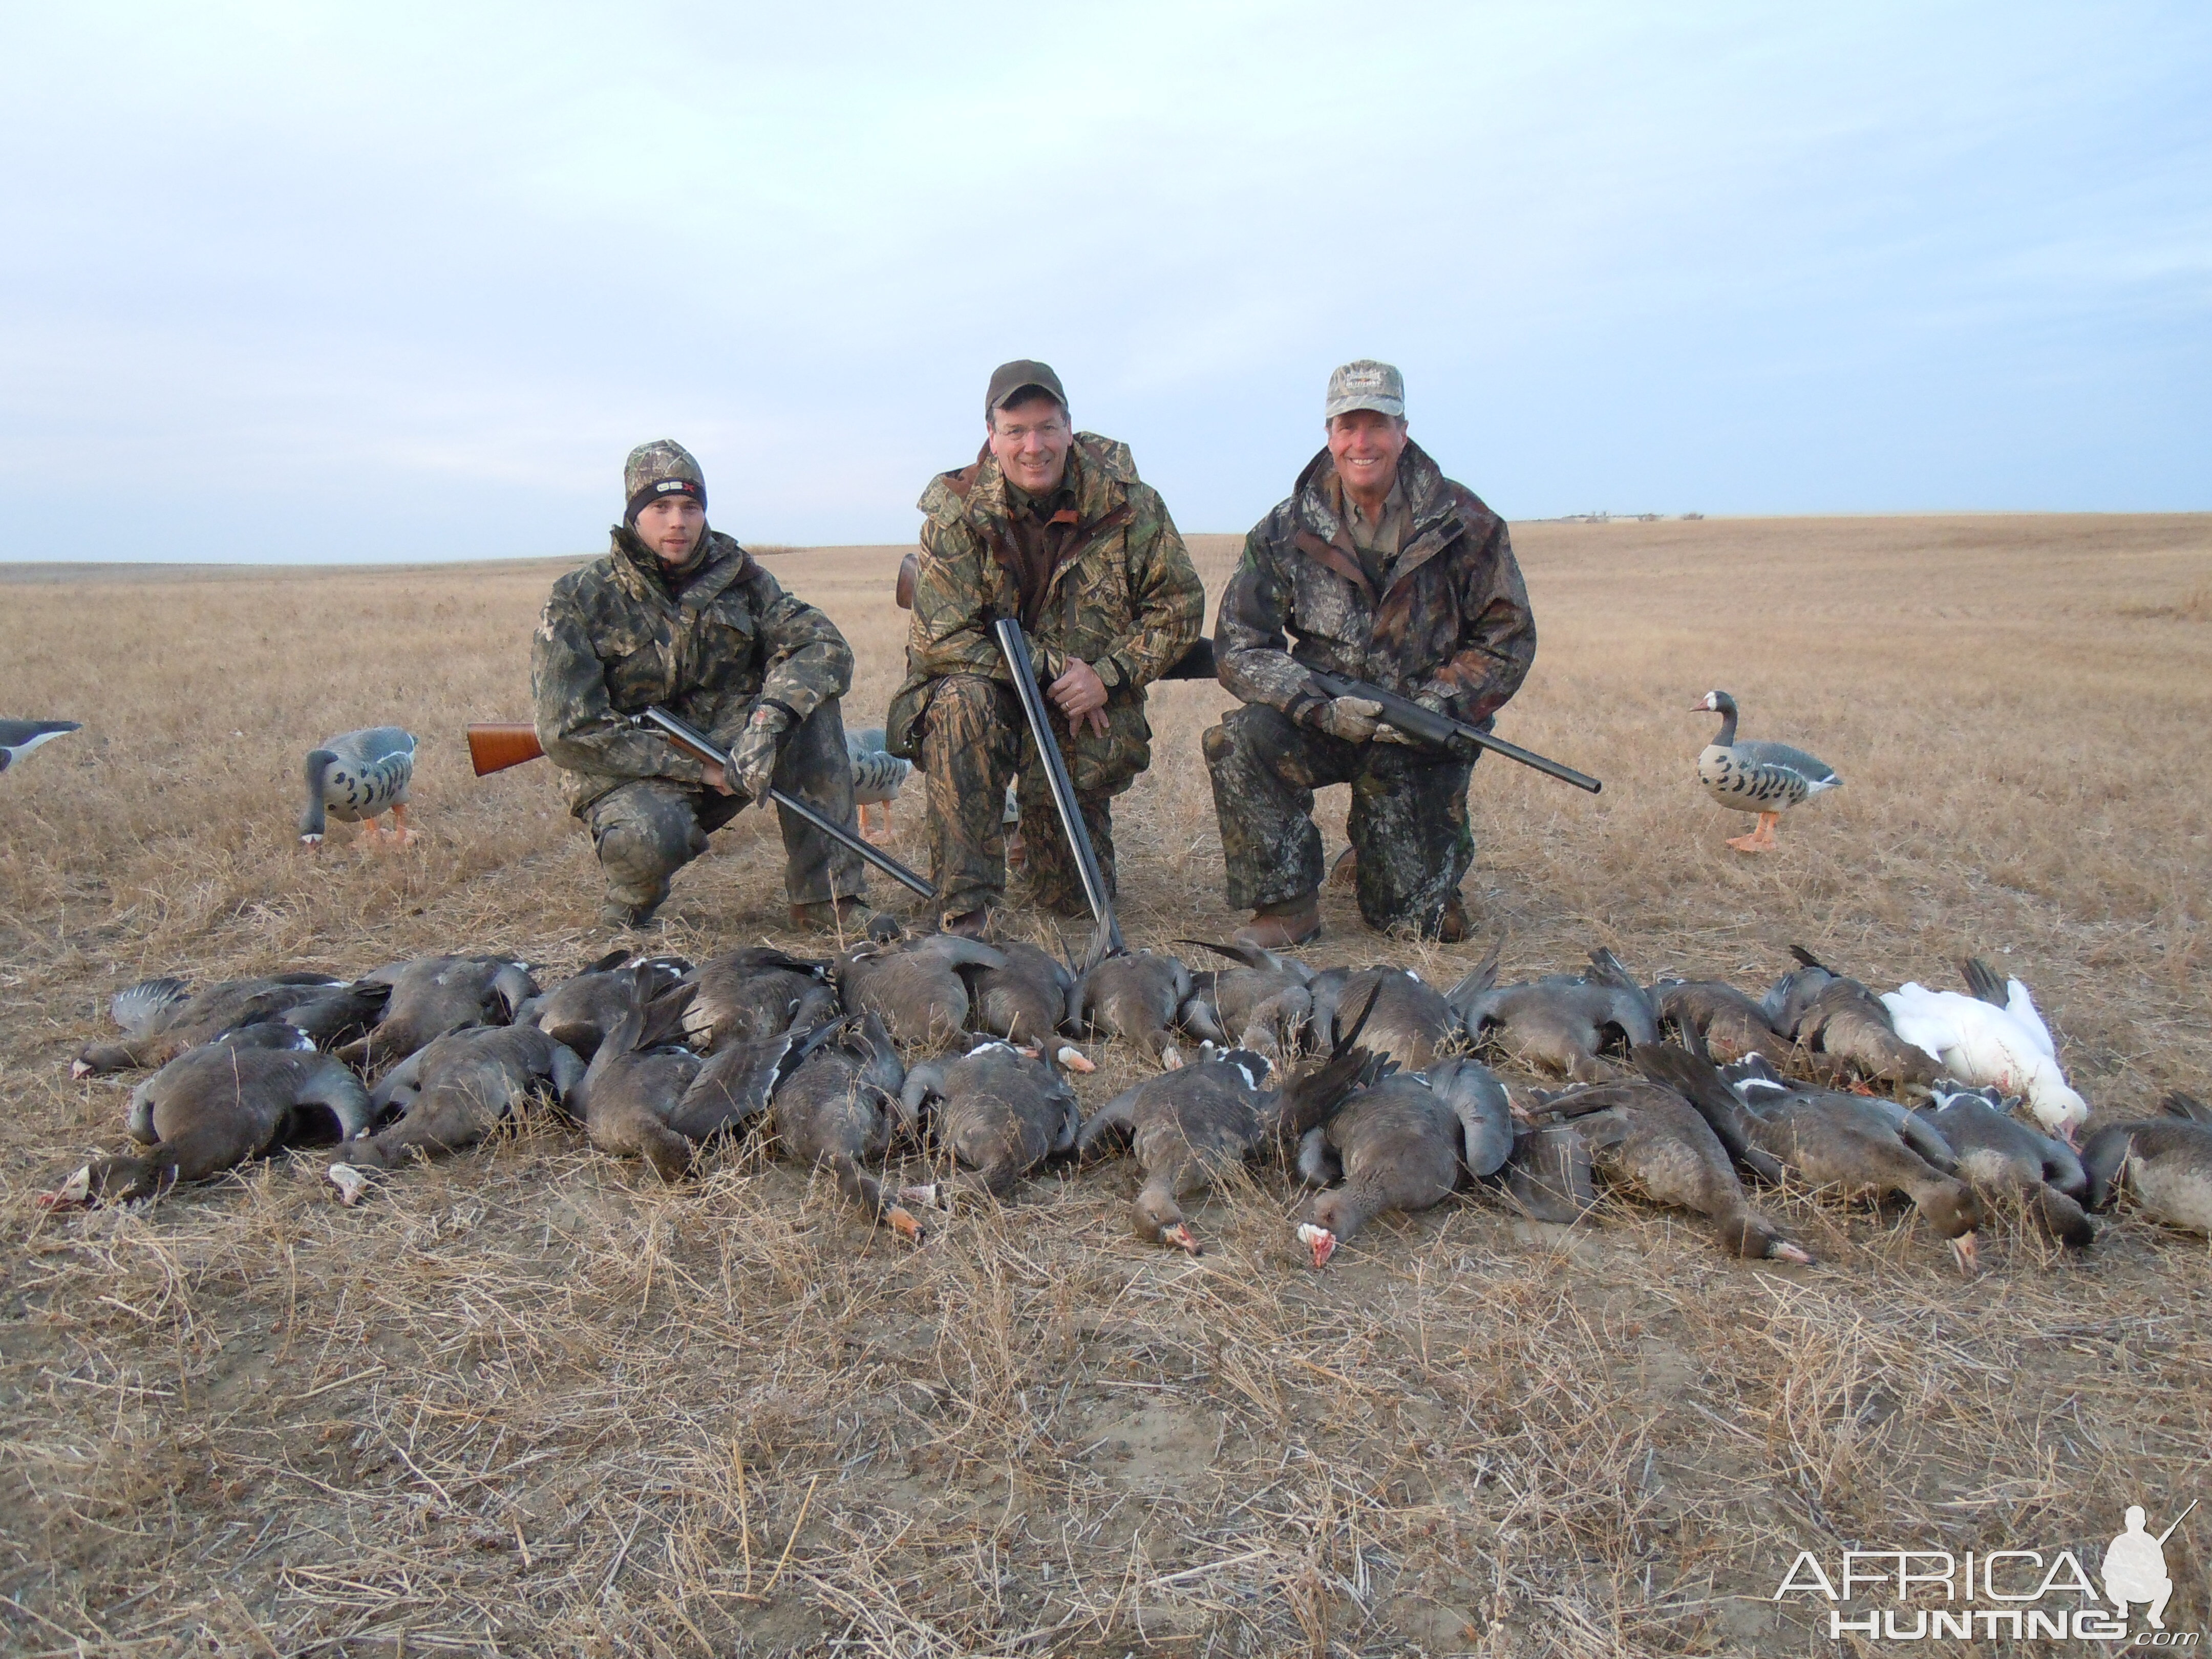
(1371, 690), (1447, 745)
(1307, 695), (1385, 744)
(729, 702), (792, 800)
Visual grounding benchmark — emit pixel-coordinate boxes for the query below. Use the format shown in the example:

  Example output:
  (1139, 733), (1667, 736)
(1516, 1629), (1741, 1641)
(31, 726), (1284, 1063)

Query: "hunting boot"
(791, 897), (898, 941)
(1233, 891), (1321, 950)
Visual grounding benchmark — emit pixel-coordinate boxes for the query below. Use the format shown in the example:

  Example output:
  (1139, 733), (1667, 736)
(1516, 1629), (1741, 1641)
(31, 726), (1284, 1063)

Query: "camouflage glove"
(1371, 690), (1445, 745)
(729, 702), (792, 800)
(1308, 696), (1385, 743)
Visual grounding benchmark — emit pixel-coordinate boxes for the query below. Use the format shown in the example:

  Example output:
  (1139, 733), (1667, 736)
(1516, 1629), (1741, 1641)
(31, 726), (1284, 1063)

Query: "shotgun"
(465, 712), (936, 899)
(1303, 670), (1603, 794)
(993, 617), (1122, 953)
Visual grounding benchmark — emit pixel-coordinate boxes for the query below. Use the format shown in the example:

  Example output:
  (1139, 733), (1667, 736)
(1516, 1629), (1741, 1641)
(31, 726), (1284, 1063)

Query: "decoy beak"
(37, 1166), (94, 1210)
(1949, 1232), (1981, 1278)
(1295, 1222), (1337, 1269)
(327, 1164), (375, 1207)
(1163, 1223), (1202, 1257)
(886, 1206), (927, 1244)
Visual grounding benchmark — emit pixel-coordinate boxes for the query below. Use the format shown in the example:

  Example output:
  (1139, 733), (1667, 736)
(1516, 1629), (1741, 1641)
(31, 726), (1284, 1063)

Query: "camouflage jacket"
(1215, 440), (1535, 728)
(531, 528), (854, 814)
(886, 433), (1203, 795)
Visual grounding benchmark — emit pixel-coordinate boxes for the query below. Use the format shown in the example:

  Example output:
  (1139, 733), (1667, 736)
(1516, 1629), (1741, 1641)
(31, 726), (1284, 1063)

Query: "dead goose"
(326, 1026), (586, 1203)
(674, 947), (834, 1051)
(0, 719), (80, 773)
(521, 949), (693, 1060)
(1649, 977), (1797, 1068)
(899, 1039), (1080, 1208)
(962, 938), (1092, 1069)
(768, 1009), (925, 1241)
(1293, 1056), (1515, 1267)
(1762, 947), (1939, 1091)
(1921, 1084), (2094, 1247)
(1450, 946), (1658, 1081)
(2082, 1094), (2212, 1236)
(1883, 958), (2089, 1144)
(300, 726), (417, 847)
(1175, 940), (1315, 1058)
(41, 1044), (371, 1209)
(1309, 963), (1457, 1072)
(1072, 929), (1192, 1071)
(1692, 690), (1839, 854)
(1501, 1121), (1599, 1224)
(1640, 1044), (1983, 1273)
(348, 954), (538, 1073)
(1519, 1066), (1814, 1266)
(835, 932), (1006, 1048)
(73, 971), (350, 1076)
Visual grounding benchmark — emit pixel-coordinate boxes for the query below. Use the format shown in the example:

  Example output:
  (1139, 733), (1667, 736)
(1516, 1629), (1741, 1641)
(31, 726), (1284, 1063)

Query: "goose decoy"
(1519, 1065), (1815, 1266)
(898, 1039), (1080, 1207)
(325, 1026), (586, 1203)
(1762, 947), (1939, 1091)
(346, 955), (539, 1073)
(767, 1008), (925, 1240)
(1692, 690), (1839, 853)
(1310, 963), (1458, 1073)
(1882, 958), (2088, 1144)
(1649, 977), (1798, 1069)
(1640, 1044), (1983, 1273)
(845, 727), (912, 841)
(835, 932), (1006, 1048)
(518, 949), (693, 1060)
(41, 1044), (372, 1209)
(299, 726), (417, 847)
(960, 938), (1093, 1069)
(0, 719), (80, 774)
(2081, 1094), (2212, 1235)
(1176, 940), (1315, 1059)
(1449, 946), (1659, 1081)
(674, 947), (834, 1052)
(1921, 1085), (2094, 1247)
(72, 971), (350, 1076)
(1292, 1056), (1515, 1267)
(1071, 928), (1192, 1071)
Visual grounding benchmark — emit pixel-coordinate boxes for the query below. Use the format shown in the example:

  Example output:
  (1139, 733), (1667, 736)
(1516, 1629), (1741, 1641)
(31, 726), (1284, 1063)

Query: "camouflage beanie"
(623, 439), (707, 526)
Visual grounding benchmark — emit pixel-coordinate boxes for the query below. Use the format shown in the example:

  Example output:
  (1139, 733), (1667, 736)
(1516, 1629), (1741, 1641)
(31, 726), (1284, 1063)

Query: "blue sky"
(2, 2), (2205, 561)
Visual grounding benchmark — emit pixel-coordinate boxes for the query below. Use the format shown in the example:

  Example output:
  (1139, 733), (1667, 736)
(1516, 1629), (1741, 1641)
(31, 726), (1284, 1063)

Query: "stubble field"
(1, 512), (2208, 1657)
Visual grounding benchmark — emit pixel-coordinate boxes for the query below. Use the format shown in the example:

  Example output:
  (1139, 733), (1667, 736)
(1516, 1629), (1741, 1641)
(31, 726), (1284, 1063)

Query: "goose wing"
(2002, 977), (2057, 1061)
(1731, 740), (1837, 785)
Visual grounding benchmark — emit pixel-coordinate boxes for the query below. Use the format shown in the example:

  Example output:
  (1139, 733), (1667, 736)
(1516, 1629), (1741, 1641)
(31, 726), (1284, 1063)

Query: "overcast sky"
(2, 2), (2205, 561)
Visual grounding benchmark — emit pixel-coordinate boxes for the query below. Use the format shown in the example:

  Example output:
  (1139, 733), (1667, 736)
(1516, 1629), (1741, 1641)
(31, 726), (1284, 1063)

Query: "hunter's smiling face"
(987, 393), (1073, 496)
(1327, 409), (1409, 507)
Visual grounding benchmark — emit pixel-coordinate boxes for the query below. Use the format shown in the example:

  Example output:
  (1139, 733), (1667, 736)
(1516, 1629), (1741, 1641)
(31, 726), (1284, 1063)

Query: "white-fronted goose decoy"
(1650, 978), (1797, 1069)
(835, 933), (1006, 1048)
(845, 727), (912, 840)
(1519, 1065), (1814, 1266)
(899, 1039), (1080, 1208)
(2083, 1094), (2212, 1235)
(300, 726), (417, 847)
(675, 947), (835, 1051)
(325, 1026), (586, 1203)
(1692, 690), (1839, 853)
(0, 719), (80, 773)
(1176, 940), (1315, 1059)
(1921, 1085), (2093, 1247)
(768, 1009), (925, 1241)
(1762, 947), (1939, 1091)
(1641, 1044), (1983, 1272)
(1450, 946), (1659, 1081)
(347, 955), (538, 1073)
(1072, 928), (1192, 1071)
(519, 949), (692, 1060)
(1883, 958), (2089, 1144)
(962, 938), (1092, 1069)
(72, 971), (350, 1076)
(1293, 1057), (1516, 1267)
(41, 1044), (372, 1209)
(1310, 964), (1457, 1073)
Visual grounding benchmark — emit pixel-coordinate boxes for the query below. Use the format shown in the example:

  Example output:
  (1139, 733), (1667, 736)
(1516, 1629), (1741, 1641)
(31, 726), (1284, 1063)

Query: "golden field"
(1, 513), (2208, 1656)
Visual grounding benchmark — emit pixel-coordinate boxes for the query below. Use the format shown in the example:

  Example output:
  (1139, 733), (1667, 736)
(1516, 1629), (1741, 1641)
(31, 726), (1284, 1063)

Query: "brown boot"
(1387, 894), (1471, 944)
(942, 907), (996, 942)
(1232, 892), (1321, 950)
(790, 896), (888, 937)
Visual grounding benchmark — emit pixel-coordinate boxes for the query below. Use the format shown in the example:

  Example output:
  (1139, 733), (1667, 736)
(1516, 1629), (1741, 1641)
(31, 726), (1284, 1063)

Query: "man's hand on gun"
(1308, 695), (1386, 743)
(728, 703), (791, 799)
(1048, 659), (1110, 738)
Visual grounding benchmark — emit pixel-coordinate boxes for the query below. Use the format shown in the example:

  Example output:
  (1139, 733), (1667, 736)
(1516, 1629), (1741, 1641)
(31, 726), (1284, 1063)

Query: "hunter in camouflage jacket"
(1214, 438), (1535, 728)
(886, 432), (1203, 799)
(533, 527), (855, 817)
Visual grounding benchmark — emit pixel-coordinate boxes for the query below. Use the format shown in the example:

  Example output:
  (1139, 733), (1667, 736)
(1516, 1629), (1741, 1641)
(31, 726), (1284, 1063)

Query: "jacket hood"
(1292, 438), (1452, 549)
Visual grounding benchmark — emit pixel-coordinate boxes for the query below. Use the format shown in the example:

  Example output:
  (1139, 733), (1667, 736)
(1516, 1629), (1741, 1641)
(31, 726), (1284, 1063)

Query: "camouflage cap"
(623, 439), (707, 521)
(1324, 359), (1405, 422)
(985, 360), (1067, 420)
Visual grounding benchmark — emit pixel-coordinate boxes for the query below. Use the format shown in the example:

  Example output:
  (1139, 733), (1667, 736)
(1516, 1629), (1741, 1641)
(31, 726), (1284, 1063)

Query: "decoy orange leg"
(1726, 812), (1781, 854)
(385, 803), (419, 848)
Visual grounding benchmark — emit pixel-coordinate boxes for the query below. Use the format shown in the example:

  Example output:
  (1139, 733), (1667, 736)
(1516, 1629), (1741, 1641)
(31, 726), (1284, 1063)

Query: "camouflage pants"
(1203, 702), (1475, 933)
(587, 697), (867, 914)
(917, 674), (1115, 925)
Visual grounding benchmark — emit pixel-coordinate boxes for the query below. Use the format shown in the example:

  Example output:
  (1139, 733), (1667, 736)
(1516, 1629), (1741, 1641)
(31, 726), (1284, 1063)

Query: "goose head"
(1134, 1186), (1202, 1256)
(1718, 1213), (1815, 1265)
(1691, 690), (1737, 717)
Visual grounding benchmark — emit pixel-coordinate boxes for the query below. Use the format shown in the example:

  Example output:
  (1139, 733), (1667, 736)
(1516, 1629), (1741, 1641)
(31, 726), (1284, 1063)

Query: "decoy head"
(1134, 1187), (1202, 1256)
(1691, 690), (1737, 716)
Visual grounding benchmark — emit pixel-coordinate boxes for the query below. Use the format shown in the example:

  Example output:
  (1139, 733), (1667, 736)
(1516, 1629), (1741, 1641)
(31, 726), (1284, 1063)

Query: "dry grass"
(1, 513), (2209, 1656)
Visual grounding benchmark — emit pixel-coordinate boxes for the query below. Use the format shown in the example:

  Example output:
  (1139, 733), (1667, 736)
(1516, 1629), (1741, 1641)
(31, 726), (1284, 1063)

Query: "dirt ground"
(1, 513), (2208, 1657)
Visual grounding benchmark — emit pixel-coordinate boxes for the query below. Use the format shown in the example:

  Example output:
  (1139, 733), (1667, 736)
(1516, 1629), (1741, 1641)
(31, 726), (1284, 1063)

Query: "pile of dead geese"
(38, 930), (2212, 1272)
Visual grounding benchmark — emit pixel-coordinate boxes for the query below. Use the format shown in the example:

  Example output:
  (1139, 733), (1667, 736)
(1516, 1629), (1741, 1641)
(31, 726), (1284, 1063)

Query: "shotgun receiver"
(1303, 671), (1603, 794)
(465, 712), (937, 898)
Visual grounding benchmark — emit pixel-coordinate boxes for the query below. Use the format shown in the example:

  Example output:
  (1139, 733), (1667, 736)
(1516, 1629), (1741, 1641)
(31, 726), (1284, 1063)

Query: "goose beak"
(1055, 1045), (1096, 1074)
(898, 1182), (945, 1211)
(886, 1205), (926, 1244)
(1163, 1223), (1202, 1257)
(299, 833), (324, 849)
(1295, 1222), (1337, 1269)
(327, 1163), (375, 1207)
(38, 1166), (94, 1210)
(1950, 1232), (1980, 1277)
(1768, 1241), (1815, 1266)
(68, 1060), (92, 1080)
(1159, 1046), (1183, 1071)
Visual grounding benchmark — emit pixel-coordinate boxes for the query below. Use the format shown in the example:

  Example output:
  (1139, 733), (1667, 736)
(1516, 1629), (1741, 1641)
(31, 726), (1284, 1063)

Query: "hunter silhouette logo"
(2104, 1501), (2194, 1631)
